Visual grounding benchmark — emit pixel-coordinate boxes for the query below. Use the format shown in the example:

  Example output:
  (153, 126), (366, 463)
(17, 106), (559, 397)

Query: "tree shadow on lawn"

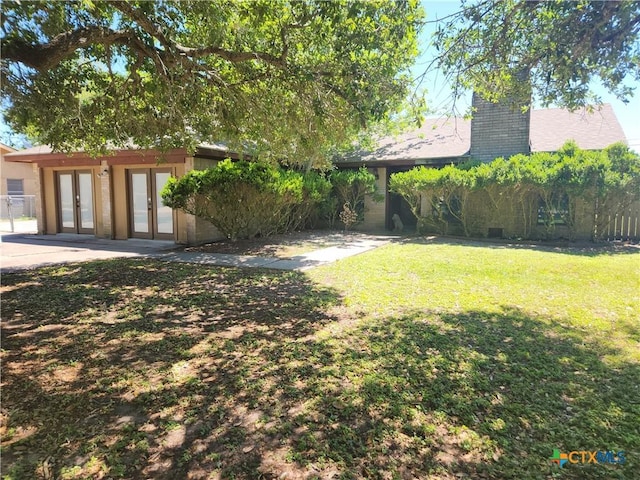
(266, 308), (638, 480)
(1, 259), (340, 478)
(2, 260), (638, 479)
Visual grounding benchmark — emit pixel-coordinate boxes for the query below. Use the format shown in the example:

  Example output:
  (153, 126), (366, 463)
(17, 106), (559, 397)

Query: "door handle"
(148, 197), (152, 210)
(76, 195), (80, 208)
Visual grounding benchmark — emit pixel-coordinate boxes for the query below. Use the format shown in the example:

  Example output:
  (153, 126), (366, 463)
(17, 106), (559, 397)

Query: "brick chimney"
(470, 85), (532, 162)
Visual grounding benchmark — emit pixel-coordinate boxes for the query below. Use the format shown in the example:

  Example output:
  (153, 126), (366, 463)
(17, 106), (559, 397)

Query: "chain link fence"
(1, 195), (36, 219)
(1, 195), (36, 232)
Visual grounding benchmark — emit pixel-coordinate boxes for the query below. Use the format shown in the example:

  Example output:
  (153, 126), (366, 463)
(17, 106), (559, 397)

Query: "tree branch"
(111, 0), (287, 67)
(2, 26), (158, 71)
(108, 1), (174, 49)
(3, 6), (289, 73)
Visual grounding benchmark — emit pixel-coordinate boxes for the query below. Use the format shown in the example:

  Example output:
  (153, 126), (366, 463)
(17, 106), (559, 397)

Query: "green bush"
(162, 160), (335, 240)
(329, 167), (380, 228)
(161, 159), (303, 240)
(283, 171), (333, 232)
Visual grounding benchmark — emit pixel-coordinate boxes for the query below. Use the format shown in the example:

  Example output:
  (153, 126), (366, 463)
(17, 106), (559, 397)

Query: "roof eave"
(336, 153), (471, 168)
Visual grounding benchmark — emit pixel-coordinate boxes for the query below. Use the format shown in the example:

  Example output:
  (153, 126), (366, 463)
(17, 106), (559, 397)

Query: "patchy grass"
(1, 239), (639, 479)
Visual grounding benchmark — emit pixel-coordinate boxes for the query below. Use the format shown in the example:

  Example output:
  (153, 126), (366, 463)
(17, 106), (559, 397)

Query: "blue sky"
(417, 1), (640, 152)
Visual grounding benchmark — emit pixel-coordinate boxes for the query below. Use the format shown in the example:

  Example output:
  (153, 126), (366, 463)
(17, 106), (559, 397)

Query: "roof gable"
(0, 143), (17, 155)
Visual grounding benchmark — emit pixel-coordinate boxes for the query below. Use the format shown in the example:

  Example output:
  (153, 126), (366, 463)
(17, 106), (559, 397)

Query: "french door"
(57, 171), (95, 234)
(128, 169), (174, 240)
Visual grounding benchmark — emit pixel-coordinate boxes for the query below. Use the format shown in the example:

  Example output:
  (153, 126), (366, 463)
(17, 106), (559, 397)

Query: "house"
(3, 144), (239, 243)
(1, 142), (39, 219)
(3, 96), (630, 244)
(337, 95), (628, 232)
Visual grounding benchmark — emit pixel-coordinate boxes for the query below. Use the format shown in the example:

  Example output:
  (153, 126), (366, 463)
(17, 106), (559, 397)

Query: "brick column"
(32, 163), (45, 235)
(99, 160), (113, 238)
(184, 156), (197, 244)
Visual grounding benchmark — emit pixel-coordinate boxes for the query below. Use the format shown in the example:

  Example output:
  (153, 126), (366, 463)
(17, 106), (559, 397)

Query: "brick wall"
(470, 93), (531, 162)
(355, 167), (387, 231)
(99, 160), (112, 238)
(188, 156), (225, 244)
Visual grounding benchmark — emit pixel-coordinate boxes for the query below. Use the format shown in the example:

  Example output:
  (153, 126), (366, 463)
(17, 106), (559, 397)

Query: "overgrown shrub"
(162, 159), (384, 239)
(329, 167), (380, 228)
(389, 142), (640, 241)
(592, 143), (640, 239)
(388, 164), (477, 235)
(283, 172), (333, 232)
(161, 159), (309, 240)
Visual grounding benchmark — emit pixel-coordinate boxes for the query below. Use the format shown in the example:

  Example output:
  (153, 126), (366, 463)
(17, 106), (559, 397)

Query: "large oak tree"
(1, 0), (423, 166)
(4, 1), (639, 164)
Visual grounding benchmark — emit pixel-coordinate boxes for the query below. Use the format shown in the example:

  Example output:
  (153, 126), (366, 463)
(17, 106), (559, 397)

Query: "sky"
(417, 1), (640, 153)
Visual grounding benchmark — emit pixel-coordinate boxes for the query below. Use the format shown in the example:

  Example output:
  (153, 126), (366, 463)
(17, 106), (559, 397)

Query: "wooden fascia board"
(5, 148), (189, 167)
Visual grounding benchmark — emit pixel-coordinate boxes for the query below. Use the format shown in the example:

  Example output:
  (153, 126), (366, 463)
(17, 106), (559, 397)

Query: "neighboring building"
(337, 102), (627, 232)
(3, 144), (239, 243)
(1, 142), (39, 220)
(1, 142), (38, 197)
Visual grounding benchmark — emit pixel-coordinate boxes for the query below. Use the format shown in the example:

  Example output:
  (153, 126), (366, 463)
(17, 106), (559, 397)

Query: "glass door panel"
(128, 169), (174, 240)
(131, 172), (150, 235)
(77, 172), (94, 231)
(57, 171), (94, 234)
(58, 173), (75, 230)
(154, 172), (173, 235)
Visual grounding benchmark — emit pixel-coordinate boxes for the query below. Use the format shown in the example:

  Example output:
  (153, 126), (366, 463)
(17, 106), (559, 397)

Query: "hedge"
(389, 142), (640, 241)
(160, 160), (379, 240)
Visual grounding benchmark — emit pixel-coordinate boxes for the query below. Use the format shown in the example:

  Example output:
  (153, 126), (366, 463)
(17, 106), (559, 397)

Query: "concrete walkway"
(161, 235), (389, 271)
(0, 219), (37, 234)
(1, 233), (176, 272)
(1, 232), (391, 272)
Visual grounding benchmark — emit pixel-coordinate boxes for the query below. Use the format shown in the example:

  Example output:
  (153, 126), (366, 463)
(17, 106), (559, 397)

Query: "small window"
(6, 179), (24, 196)
(537, 193), (568, 225)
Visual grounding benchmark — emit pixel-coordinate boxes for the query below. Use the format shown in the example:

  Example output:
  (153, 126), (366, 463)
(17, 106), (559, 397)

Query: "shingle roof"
(529, 104), (625, 152)
(340, 104), (626, 165)
(5, 104), (626, 164)
(341, 117), (471, 165)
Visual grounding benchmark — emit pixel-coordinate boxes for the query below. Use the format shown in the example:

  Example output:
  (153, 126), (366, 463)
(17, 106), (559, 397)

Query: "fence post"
(6, 196), (14, 233)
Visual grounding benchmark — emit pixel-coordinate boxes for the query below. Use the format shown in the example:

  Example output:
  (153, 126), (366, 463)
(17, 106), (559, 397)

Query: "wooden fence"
(606, 210), (640, 242)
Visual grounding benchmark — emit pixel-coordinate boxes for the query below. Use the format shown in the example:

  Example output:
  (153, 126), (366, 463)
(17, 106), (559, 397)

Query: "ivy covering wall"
(389, 142), (640, 241)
